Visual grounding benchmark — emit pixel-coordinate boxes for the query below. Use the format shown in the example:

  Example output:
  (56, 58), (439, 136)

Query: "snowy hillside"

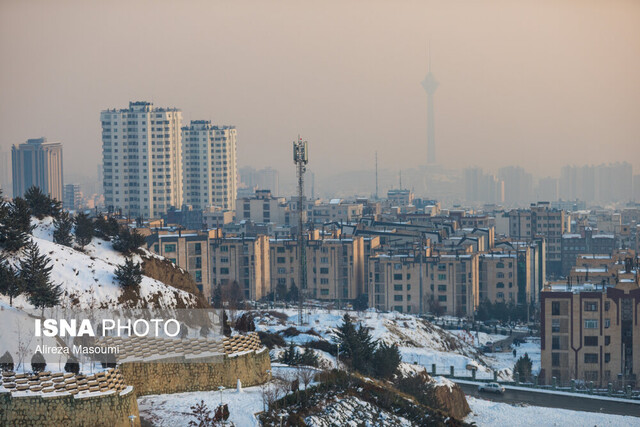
(253, 308), (513, 379)
(1, 217), (198, 310)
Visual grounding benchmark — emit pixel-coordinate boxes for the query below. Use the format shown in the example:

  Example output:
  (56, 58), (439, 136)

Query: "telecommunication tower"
(293, 136), (308, 325)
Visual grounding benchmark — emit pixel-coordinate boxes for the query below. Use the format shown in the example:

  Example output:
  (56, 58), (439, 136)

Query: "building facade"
(11, 137), (63, 201)
(101, 101), (183, 219)
(182, 120), (237, 212)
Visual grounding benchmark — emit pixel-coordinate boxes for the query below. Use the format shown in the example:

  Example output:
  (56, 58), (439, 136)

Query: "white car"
(478, 383), (505, 394)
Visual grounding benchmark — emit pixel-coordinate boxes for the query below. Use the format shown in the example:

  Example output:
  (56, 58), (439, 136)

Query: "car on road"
(478, 383), (505, 394)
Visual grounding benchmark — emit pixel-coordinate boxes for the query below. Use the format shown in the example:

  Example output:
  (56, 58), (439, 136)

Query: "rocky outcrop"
(141, 255), (209, 308)
(429, 377), (471, 420)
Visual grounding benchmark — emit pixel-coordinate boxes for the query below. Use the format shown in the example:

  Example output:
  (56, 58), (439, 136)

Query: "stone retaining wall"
(0, 385), (139, 427)
(120, 348), (271, 396)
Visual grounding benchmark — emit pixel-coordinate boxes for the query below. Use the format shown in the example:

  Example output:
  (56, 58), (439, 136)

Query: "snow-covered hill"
(1, 217), (198, 310)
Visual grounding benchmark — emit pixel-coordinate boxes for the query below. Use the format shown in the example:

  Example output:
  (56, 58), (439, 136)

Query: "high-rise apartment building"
(11, 137), (63, 201)
(63, 184), (81, 211)
(182, 120), (237, 211)
(0, 149), (11, 197)
(101, 101), (183, 218)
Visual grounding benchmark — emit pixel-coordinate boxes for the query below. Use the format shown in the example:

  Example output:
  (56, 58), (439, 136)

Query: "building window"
(605, 353), (611, 363)
(497, 292), (504, 299)
(584, 319), (598, 329)
(438, 295), (447, 302)
(584, 301), (598, 312)
(277, 257), (286, 264)
(497, 272), (504, 278)
(584, 336), (598, 346)
(604, 301), (610, 311)
(584, 353), (598, 364)
(552, 336), (560, 350)
(320, 289), (329, 296)
(220, 268), (229, 274)
(438, 274), (446, 280)
(394, 273), (403, 280)
(320, 268), (329, 274)
(394, 295), (403, 302)
(605, 336), (610, 346)
(605, 319), (610, 329)
(394, 263), (402, 270)
(552, 319), (560, 332)
(394, 284), (403, 291)
(496, 262), (504, 269)
(438, 285), (446, 292)
(164, 244), (176, 253)
(552, 353), (560, 367)
(195, 271), (202, 283)
(320, 278), (329, 284)
(496, 282), (505, 288)
(552, 301), (560, 315)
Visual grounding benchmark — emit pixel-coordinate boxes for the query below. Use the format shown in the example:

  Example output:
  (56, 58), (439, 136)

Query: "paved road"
(455, 381), (640, 418)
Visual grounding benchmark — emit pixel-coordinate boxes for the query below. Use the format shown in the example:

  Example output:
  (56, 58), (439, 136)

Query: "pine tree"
(336, 313), (375, 374)
(64, 356), (80, 374)
(112, 227), (145, 254)
(114, 257), (143, 288)
(287, 283), (299, 302)
(513, 352), (533, 382)
(373, 342), (401, 379)
(0, 351), (14, 371)
(74, 212), (94, 249)
(280, 342), (301, 366)
(300, 345), (319, 367)
(212, 284), (223, 308)
(0, 257), (24, 306)
(353, 293), (369, 311)
(24, 186), (61, 219)
(53, 211), (74, 247)
(0, 197), (33, 252)
(222, 310), (231, 337)
(188, 400), (214, 427)
(31, 351), (46, 373)
(20, 242), (62, 313)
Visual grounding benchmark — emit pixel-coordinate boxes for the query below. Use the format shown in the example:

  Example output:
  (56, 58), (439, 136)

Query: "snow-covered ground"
(138, 385), (265, 427)
(466, 396), (638, 427)
(1, 217), (197, 310)
(483, 337), (541, 377)
(450, 329), (507, 347)
(254, 308), (516, 380)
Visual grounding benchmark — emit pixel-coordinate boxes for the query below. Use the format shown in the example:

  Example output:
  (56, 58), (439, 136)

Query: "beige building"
(509, 202), (566, 276)
(236, 189), (288, 224)
(148, 231), (211, 298)
(479, 251), (532, 306)
(369, 253), (479, 317)
(209, 236), (271, 301)
(540, 273), (640, 388)
(269, 237), (366, 301)
(12, 137), (63, 201)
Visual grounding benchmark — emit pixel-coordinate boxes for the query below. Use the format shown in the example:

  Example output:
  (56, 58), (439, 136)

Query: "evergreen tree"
(20, 242), (62, 313)
(373, 342), (401, 379)
(0, 351), (14, 371)
(212, 283), (222, 308)
(94, 216), (120, 239)
(275, 281), (288, 301)
(188, 400), (214, 427)
(513, 353), (533, 382)
(31, 351), (46, 373)
(287, 283), (299, 302)
(24, 186), (61, 219)
(280, 342), (301, 366)
(0, 198), (33, 252)
(114, 257), (143, 288)
(74, 212), (94, 249)
(353, 293), (369, 311)
(300, 345), (319, 367)
(0, 257), (24, 306)
(235, 313), (256, 333)
(222, 310), (231, 337)
(53, 211), (74, 247)
(336, 314), (375, 374)
(112, 227), (145, 254)
(199, 324), (210, 337)
(64, 356), (80, 374)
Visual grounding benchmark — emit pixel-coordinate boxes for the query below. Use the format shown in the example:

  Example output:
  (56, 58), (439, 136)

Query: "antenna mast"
(375, 151), (379, 200)
(293, 136), (308, 325)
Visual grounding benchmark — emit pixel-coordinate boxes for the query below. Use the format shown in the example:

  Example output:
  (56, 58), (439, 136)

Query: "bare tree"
(297, 366), (316, 392)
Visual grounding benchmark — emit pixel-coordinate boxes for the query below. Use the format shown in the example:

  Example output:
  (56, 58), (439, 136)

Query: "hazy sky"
(1, 0), (639, 180)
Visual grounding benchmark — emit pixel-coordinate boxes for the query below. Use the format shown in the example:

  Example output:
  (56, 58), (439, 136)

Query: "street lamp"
(336, 343), (340, 369)
(218, 385), (225, 408)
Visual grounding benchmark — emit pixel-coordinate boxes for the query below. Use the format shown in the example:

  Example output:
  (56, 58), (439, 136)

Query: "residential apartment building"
(149, 231), (211, 297)
(270, 237), (365, 301)
(182, 120), (237, 211)
(209, 236), (271, 301)
(12, 137), (63, 201)
(101, 101), (183, 218)
(561, 230), (617, 276)
(479, 252), (531, 306)
(309, 199), (364, 224)
(540, 274), (640, 388)
(63, 184), (81, 211)
(368, 253), (479, 317)
(509, 202), (565, 276)
(236, 190), (288, 224)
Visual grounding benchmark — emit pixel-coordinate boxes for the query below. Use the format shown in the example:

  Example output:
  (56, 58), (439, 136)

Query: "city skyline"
(1, 0), (639, 181)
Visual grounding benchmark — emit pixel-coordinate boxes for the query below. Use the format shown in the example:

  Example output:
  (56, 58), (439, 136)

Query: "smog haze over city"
(1, 0), (639, 198)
